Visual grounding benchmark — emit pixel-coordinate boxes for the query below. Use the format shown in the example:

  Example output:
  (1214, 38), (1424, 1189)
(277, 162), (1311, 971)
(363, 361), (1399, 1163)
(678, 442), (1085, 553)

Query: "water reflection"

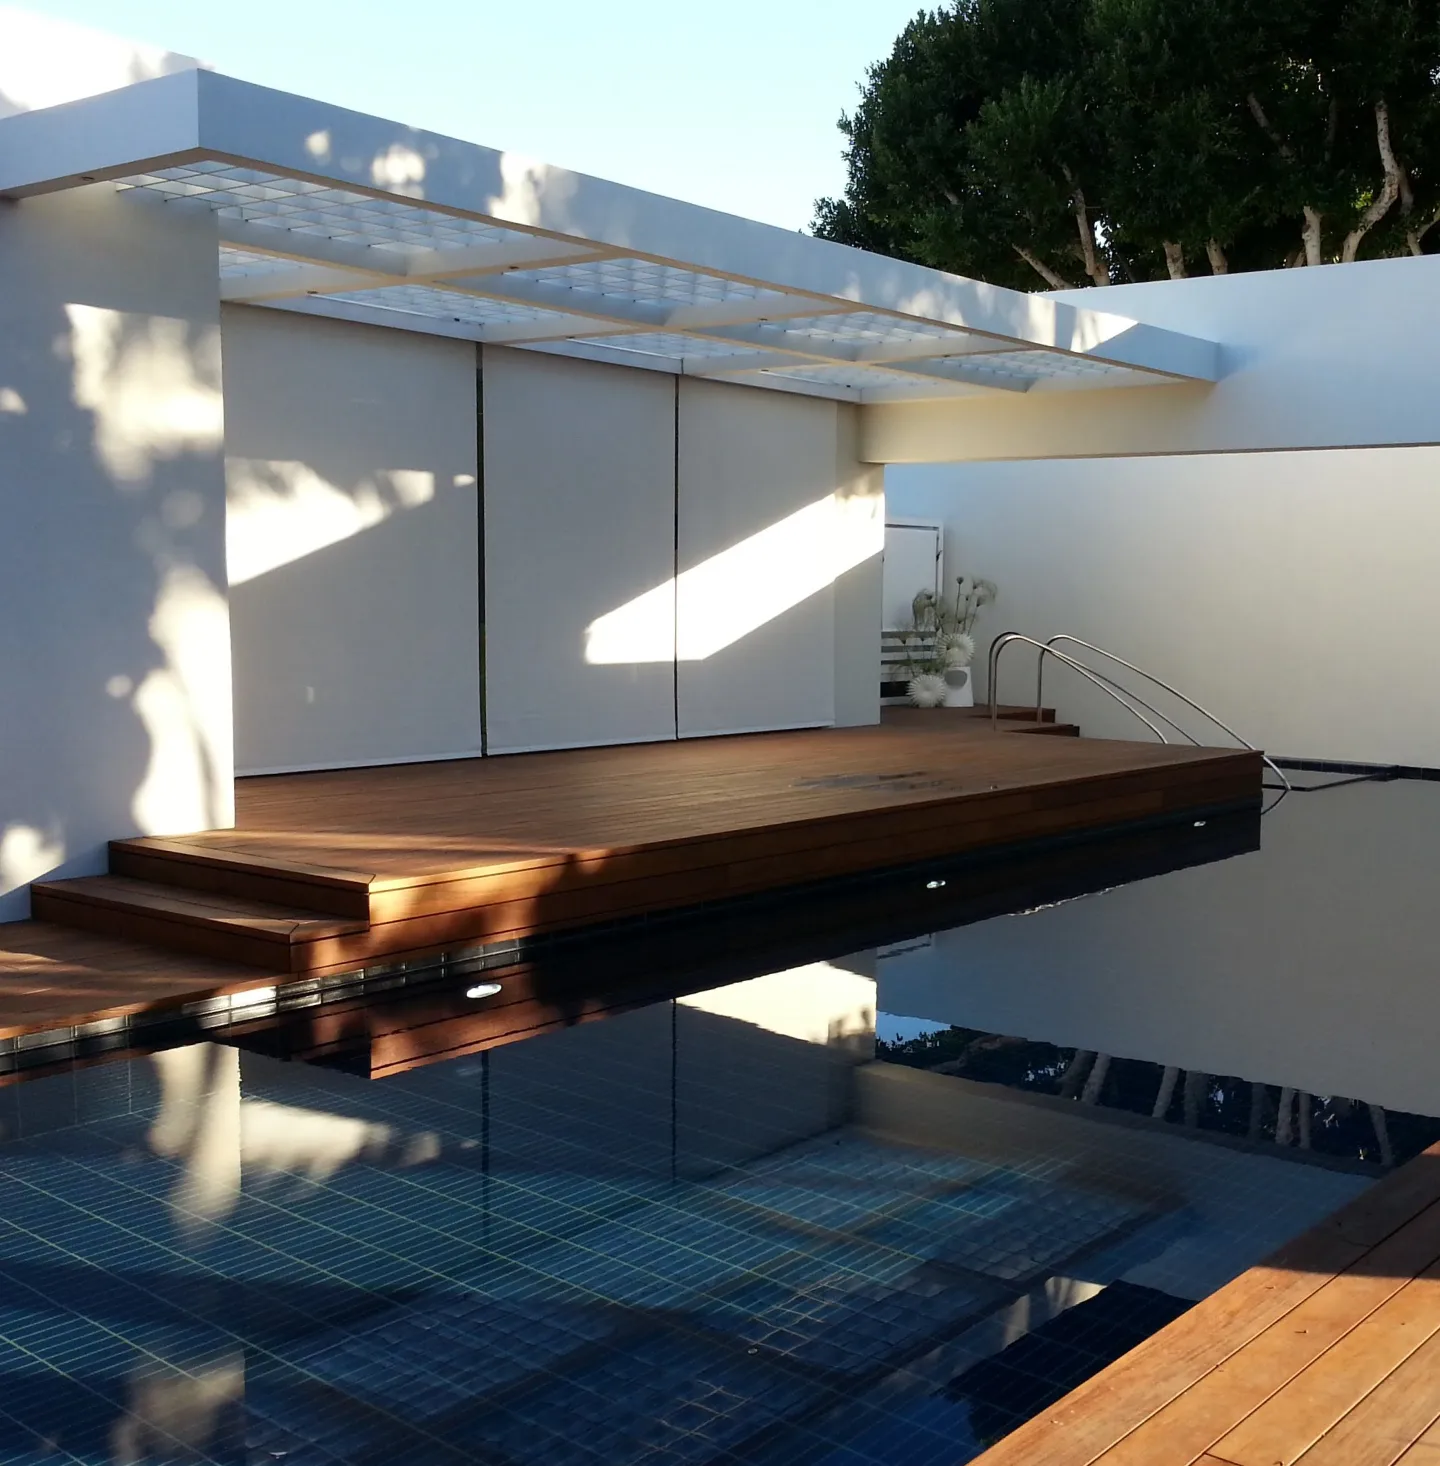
(0, 955), (1376, 1465)
(149, 1043), (441, 1230)
(877, 778), (1440, 1117)
(875, 1020), (1436, 1170)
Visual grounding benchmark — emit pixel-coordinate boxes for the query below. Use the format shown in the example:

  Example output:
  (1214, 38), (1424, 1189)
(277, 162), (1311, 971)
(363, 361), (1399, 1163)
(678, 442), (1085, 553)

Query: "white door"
(883, 522), (942, 628)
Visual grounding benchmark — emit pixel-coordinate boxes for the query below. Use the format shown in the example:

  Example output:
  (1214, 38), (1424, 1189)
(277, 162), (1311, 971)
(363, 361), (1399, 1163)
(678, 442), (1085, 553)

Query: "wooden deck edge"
(347, 746), (1261, 897)
(284, 778), (1259, 973)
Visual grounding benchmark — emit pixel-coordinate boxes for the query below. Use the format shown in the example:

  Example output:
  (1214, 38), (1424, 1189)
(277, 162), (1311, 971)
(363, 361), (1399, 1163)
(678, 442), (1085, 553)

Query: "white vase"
(943, 665), (974, 708)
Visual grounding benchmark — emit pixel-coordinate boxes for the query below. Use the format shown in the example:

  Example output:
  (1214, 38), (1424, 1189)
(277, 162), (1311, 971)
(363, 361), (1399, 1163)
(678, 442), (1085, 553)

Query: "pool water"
(0, 772), (1433, 1464)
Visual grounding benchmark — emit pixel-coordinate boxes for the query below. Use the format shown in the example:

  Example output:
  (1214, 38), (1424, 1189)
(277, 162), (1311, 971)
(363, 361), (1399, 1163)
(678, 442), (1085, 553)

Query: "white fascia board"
(189, 73), (1221, 381)
(0, 68), (202, 194)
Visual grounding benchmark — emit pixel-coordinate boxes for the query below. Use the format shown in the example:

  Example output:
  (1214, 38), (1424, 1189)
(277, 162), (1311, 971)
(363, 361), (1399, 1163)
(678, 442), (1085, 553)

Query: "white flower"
(908, 673), (948, 708)
(941, 631), (976, 667)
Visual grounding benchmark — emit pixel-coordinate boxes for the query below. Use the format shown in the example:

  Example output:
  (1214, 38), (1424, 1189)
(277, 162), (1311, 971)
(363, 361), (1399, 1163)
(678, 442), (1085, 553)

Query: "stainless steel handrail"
(986, 631), (1291, 799)
(987, 633), (1172, 743)
(1040, 634), (1291, 793)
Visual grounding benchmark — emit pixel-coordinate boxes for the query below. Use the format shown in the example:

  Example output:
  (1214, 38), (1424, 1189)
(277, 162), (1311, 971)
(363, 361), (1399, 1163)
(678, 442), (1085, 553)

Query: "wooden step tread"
(108, 837), (373, 919)
(31, 875), (369, 942)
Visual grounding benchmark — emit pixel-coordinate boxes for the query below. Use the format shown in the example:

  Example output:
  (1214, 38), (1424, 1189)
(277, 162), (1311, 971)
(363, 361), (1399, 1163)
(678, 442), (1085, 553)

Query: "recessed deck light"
(926, 879), (946, 890)
(465, 982), (503, 1000)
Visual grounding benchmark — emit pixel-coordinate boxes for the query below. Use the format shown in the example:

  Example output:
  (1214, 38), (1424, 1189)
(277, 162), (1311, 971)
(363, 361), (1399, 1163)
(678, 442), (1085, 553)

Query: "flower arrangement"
(896, 574), (998, 707)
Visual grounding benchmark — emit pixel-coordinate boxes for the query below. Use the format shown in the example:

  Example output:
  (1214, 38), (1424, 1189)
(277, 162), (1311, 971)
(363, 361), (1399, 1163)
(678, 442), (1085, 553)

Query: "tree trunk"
(1206, 240), (1229, 274)
(1152, 1065), (1180, 1120)
(1162, 241), (1188, 280)
(1248, 93), (1326, 267)
(1182, 1070), (1207, 1128)
(1298, 1093), (1312, 1149)
(1080, 1053), (1111, 1105)
(1406, 205), (1440, 258)
(1013, 245), (1075, 290)
(1247, 1082), (1269, 1142)
(1341, 101), (1402, 263)
(1302, 207), (1324, 267)
(1369, 1104), (1395, 1168)
(1061, 166), (1110, 286)
(1275, 1087), (1296, 1146)
(1059, 1049), (1095, 1099)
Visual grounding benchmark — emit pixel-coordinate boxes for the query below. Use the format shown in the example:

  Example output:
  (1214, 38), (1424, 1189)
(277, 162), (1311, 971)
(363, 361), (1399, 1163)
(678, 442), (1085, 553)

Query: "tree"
(815, 0), (1440, 285)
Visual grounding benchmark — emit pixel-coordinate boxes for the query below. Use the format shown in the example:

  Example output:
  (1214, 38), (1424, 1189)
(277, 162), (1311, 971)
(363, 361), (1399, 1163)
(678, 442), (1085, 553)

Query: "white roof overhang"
(0, 70), (1223, 403)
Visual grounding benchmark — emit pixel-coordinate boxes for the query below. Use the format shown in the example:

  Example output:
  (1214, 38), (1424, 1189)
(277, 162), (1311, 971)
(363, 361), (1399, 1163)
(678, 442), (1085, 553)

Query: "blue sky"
(26, 1), (925, 230)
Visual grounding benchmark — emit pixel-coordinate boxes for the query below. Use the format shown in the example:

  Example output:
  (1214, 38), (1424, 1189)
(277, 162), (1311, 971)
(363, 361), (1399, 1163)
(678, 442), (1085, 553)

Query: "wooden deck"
(0, 714), (1259, 1039)
(974, 1143), (1440, 1466)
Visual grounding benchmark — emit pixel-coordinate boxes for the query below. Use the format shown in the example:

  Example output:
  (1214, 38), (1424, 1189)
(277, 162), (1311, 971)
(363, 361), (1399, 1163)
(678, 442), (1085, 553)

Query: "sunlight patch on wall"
(678, 962), (877, 1051)
(0, 7), (203, 120)
(0, 822), (64, 893)
(486, 152), (580, 231)
(130, 565), (234, 834)
(586, 490), (883, 664)
(226, 460), (437, 585)
(65, 304), (223, 483)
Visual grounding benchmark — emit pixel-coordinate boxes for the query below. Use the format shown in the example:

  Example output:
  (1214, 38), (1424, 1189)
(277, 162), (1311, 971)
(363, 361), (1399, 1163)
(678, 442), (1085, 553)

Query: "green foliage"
(814, 0), (1440, 284)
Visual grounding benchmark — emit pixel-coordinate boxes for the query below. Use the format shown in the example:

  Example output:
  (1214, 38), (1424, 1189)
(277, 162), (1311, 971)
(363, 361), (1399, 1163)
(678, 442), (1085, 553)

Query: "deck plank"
(1210, 1270), (1440, 1466)
(1092, 1199), (1440, 1465)
(972, 1147), (1440, 1466)
(1291, 1327), (1440, 1465)
(1, 720), (1259, 1034)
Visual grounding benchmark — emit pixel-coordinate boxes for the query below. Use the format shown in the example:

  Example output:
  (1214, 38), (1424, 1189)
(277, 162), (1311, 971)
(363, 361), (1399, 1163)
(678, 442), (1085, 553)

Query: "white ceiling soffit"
(0, 69), (1222, 403)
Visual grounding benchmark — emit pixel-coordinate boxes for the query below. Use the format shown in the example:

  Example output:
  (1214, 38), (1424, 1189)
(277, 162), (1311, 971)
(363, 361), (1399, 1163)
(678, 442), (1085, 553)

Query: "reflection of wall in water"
(875, 781), (1440, 1117)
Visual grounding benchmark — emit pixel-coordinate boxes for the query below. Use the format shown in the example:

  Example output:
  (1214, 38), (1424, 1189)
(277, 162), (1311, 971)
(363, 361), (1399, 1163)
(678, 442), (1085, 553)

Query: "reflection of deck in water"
(0, 717), (1260, 1043)
(0, 959), (1369, 1465)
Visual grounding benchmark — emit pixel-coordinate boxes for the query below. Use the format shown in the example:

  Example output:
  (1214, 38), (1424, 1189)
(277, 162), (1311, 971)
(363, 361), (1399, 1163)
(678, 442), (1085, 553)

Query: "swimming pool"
(0, 773), (1429, 1464)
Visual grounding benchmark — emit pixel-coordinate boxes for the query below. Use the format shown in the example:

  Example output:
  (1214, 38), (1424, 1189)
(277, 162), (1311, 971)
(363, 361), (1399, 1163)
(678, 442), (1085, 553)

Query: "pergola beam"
(219, 229), (1034, 392)
(221, 235), (613, 302)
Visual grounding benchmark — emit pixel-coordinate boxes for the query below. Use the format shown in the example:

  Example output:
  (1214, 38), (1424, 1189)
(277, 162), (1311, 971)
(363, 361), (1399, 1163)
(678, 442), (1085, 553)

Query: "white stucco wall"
(0, 6), (203, 121)
(223, 306), (481, 774)
(0, 185), (230, 920)
(887, 443), (1440, 765)
(881, 254), (1440, 767)
(865, 254), (1440, 464)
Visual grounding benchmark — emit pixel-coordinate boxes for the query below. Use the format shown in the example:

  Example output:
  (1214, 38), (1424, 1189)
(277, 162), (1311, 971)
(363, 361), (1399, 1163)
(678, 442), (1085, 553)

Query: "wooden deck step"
(30, 875), (369, 973)
(109, 836), (372, 919)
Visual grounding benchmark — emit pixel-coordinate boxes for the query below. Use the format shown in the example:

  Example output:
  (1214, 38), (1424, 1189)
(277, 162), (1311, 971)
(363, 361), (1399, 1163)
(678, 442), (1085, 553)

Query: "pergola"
(0, 68), (1222, 403)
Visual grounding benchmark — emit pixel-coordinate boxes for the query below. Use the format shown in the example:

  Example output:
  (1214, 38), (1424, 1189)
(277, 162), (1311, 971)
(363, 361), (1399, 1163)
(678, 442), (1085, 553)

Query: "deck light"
(465, 982), (503, 999)
(926, 879), (946, 890)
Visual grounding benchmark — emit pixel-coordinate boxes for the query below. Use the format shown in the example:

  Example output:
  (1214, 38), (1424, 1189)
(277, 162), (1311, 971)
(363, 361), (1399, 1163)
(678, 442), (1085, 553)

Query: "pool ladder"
(987, 632), (1291, 795)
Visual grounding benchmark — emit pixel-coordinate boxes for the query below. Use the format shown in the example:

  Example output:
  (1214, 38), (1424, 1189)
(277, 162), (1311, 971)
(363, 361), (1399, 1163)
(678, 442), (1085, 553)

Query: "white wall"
(864, 255), (1440, 464)
(832, 404), (884, 728)
(482, 348), (678, 754)
(224, 307), (481, 774)
(887, 443), (1440, 764)
(0, 185), (230, 920)
(0, 6), (203, 121)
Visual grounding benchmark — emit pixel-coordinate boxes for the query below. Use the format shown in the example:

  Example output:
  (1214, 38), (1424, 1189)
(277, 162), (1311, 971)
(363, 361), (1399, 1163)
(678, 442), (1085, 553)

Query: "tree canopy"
(814, 0), (1440, 287)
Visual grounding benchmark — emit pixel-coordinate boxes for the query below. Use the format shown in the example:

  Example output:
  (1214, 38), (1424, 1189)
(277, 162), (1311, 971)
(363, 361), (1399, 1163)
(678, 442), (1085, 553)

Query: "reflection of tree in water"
(877, 1027), (1440, 1169)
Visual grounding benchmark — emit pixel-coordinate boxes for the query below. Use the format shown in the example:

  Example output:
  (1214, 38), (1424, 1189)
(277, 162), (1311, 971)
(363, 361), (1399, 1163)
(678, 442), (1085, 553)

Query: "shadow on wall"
(0, 188), (230, 920)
